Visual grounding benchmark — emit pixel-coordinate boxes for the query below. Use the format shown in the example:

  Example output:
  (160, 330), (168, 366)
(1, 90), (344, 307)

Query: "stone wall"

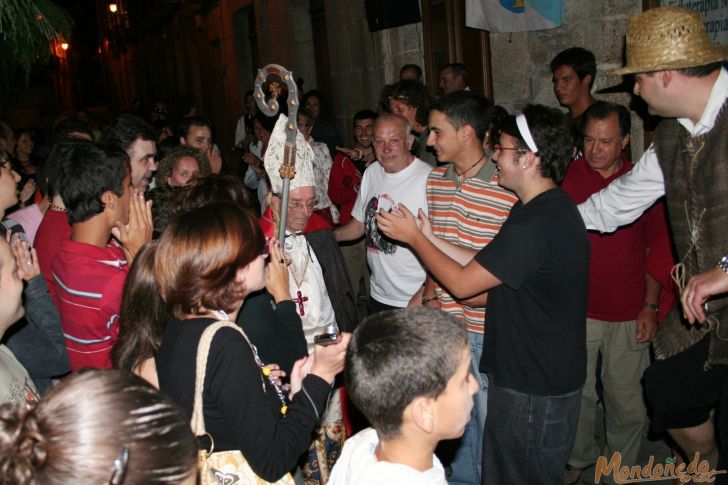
(489, 0), (644, 158)
(322, 0), (646, 157)
(323, 0), (424, 145)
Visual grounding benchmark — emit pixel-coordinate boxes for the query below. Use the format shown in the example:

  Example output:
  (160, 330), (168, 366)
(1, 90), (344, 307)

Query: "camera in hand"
(314, 324), (340, 347)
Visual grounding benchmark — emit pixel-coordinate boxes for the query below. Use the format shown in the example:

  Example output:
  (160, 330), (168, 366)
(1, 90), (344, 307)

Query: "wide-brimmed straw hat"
(614, 7), (726, 75)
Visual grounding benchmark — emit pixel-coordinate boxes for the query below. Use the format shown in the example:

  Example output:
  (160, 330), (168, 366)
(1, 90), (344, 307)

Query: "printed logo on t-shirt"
(364, 195), (397, 255)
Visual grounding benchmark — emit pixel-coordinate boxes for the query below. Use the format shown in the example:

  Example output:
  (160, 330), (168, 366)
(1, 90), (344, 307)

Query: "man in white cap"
(262, 114), (357, 483)
(578, 6), (728, 474)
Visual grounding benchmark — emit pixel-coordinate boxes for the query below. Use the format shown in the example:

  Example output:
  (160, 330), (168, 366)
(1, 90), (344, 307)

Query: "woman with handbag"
(154, 202), (350, 483)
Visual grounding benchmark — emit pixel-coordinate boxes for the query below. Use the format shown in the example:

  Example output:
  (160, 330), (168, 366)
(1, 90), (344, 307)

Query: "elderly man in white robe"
(262, 115), (358, 484)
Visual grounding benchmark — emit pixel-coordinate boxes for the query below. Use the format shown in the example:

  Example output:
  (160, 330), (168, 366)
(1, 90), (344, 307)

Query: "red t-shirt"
(51, 239), (128, 370)
(33, 208), (71, 308)
(328, 154), (362, 225)
(562, 156), (675, 322)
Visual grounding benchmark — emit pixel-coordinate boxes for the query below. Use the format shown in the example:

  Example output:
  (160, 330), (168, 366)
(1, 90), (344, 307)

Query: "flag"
(466, 0), (564, 32)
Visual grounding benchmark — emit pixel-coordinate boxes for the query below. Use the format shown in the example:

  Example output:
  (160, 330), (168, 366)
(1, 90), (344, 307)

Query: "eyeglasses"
(493, 144), (527, 153)
(288, 200), (317, 211)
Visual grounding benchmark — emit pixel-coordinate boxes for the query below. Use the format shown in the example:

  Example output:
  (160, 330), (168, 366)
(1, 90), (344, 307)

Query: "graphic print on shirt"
(364, 195), (397, 255)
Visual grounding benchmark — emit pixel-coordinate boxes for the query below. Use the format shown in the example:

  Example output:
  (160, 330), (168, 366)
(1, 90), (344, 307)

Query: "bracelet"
(422, 295), (437, 303)
(643, 302), (659, 312)
(718, 255), (728, 275)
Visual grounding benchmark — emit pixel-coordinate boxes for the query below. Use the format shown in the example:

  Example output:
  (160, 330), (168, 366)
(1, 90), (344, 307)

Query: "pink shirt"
(6, 204), (44, 244)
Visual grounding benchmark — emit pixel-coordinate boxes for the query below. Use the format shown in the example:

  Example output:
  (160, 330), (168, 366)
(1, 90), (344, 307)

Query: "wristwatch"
(718, 255), (728, 275)
(643, 302), (659, 312)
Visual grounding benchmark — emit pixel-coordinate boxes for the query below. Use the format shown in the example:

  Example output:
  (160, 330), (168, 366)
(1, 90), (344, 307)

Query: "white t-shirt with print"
(351, 158), (430, 306)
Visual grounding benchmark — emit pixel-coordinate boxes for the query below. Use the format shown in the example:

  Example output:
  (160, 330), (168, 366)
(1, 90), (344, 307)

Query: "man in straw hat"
(579, 6), (728, 475)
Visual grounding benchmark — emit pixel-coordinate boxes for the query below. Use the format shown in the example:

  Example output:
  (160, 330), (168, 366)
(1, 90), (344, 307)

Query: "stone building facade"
(103, 0), (647, 158)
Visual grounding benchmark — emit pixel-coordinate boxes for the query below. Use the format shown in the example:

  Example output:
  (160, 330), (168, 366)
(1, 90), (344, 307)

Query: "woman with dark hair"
(297, 108), (339, 226)
(178, 175), (306, 375)
(244, 111), (276, 213)
(301, 90), (342, 157)
(111, 241), (164, 387)
(155, 202), (349, 482)
(10, 129), (39, 207)
(0, 369), (198, 484)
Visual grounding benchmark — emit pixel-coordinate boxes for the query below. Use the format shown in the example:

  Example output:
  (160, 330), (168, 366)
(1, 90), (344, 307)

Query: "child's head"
(346, 308), (477, 441)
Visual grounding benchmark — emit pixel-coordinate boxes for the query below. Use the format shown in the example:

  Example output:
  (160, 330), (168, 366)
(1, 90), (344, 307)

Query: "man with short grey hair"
(334, 114), (431, 312)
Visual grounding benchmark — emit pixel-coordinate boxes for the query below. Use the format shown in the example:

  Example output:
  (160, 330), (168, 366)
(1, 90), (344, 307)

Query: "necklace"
(212, 310), (289, 415)
(454, 152), (486, 183)
(286, 236), (311, 288)
(50, 204), (66, 212)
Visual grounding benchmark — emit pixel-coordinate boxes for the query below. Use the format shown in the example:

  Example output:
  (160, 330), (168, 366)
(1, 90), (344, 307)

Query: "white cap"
(264, 114), (315, 194)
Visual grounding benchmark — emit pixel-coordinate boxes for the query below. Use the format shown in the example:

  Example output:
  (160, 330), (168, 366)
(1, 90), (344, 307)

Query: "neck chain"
(454, 152), (486, 182)
(212, 310), (289, 415)
(286, 236), (312, 288)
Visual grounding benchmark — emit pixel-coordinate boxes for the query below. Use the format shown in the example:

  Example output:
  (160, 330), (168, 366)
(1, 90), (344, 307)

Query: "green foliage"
(0, 0), (74, 85)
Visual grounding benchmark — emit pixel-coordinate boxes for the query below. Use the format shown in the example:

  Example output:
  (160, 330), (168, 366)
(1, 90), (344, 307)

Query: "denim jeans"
(482, 382), (581, 485)
(444, 331), (488, 485)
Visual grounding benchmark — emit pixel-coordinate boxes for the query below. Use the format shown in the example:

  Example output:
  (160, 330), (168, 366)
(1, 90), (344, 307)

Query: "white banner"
(465, 0), (564, 33)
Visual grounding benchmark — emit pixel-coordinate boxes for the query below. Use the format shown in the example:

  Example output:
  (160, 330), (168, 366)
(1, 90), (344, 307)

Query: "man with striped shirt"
(422, 91), (517, 485)
(52, 143), (152, 370)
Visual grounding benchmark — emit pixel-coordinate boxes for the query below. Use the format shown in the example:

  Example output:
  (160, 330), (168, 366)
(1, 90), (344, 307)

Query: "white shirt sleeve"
(577, 144), (666, 233)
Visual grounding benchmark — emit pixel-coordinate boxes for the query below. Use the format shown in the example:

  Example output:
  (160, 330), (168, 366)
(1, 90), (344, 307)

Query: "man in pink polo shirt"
(52, 142), (152, 370)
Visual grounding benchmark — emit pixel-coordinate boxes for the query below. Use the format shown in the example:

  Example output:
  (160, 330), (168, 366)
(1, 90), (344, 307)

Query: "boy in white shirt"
(329, 308), (478, 485)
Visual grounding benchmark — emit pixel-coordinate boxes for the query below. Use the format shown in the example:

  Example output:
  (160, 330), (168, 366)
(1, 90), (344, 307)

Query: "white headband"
(516, 114), (539, 154)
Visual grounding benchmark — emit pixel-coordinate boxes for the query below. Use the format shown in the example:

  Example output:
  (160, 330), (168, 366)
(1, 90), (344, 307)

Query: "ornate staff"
(254, 64), (299, 243)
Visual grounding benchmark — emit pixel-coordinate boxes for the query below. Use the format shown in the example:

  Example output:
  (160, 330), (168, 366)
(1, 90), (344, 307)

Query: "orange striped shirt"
(427, 163), (517, 333)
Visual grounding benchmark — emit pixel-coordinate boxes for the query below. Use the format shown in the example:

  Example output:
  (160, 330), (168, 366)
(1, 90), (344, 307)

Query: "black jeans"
(367, 296), (402, 314)
(482, 381), (581, 484)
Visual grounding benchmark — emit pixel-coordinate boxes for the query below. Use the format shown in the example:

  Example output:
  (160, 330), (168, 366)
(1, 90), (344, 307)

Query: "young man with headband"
(377, 104), (589, 483)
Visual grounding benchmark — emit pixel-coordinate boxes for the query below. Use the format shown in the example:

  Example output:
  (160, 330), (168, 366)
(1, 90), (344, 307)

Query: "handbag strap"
(191, 320), (255, 436)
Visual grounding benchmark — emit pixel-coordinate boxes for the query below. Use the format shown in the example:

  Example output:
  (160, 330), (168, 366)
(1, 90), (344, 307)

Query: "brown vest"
(652, 101), (728, 366)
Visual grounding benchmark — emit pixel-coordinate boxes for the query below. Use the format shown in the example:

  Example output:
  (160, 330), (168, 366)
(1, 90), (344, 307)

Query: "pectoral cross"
(294, 290), (308, 316)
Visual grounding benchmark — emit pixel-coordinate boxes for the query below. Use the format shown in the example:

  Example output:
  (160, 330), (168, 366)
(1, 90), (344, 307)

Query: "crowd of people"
(0, 6), (726, 485)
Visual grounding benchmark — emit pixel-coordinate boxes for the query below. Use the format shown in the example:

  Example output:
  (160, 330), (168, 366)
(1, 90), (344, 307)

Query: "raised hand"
(112, 190), (153, 264)
(310, 332), (351, 384)
(682, 267), (728, 324)
(266, 238), (291, 303)
(11, 234), (39, 281)
(376, 203), (422, 245)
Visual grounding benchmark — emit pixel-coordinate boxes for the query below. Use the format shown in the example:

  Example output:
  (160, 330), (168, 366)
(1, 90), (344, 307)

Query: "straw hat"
(264, 114), (315, 194)
(614, 7), (726, 75)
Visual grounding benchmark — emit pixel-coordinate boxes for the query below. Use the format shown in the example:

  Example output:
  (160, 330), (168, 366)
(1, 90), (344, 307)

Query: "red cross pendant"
(294, 290), (308, 316)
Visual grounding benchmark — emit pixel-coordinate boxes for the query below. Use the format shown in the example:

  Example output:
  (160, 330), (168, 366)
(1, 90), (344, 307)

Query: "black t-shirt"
(475, 188), (589, 395)
(156, 317), (331, 482)
(237, 291), (308, 376)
